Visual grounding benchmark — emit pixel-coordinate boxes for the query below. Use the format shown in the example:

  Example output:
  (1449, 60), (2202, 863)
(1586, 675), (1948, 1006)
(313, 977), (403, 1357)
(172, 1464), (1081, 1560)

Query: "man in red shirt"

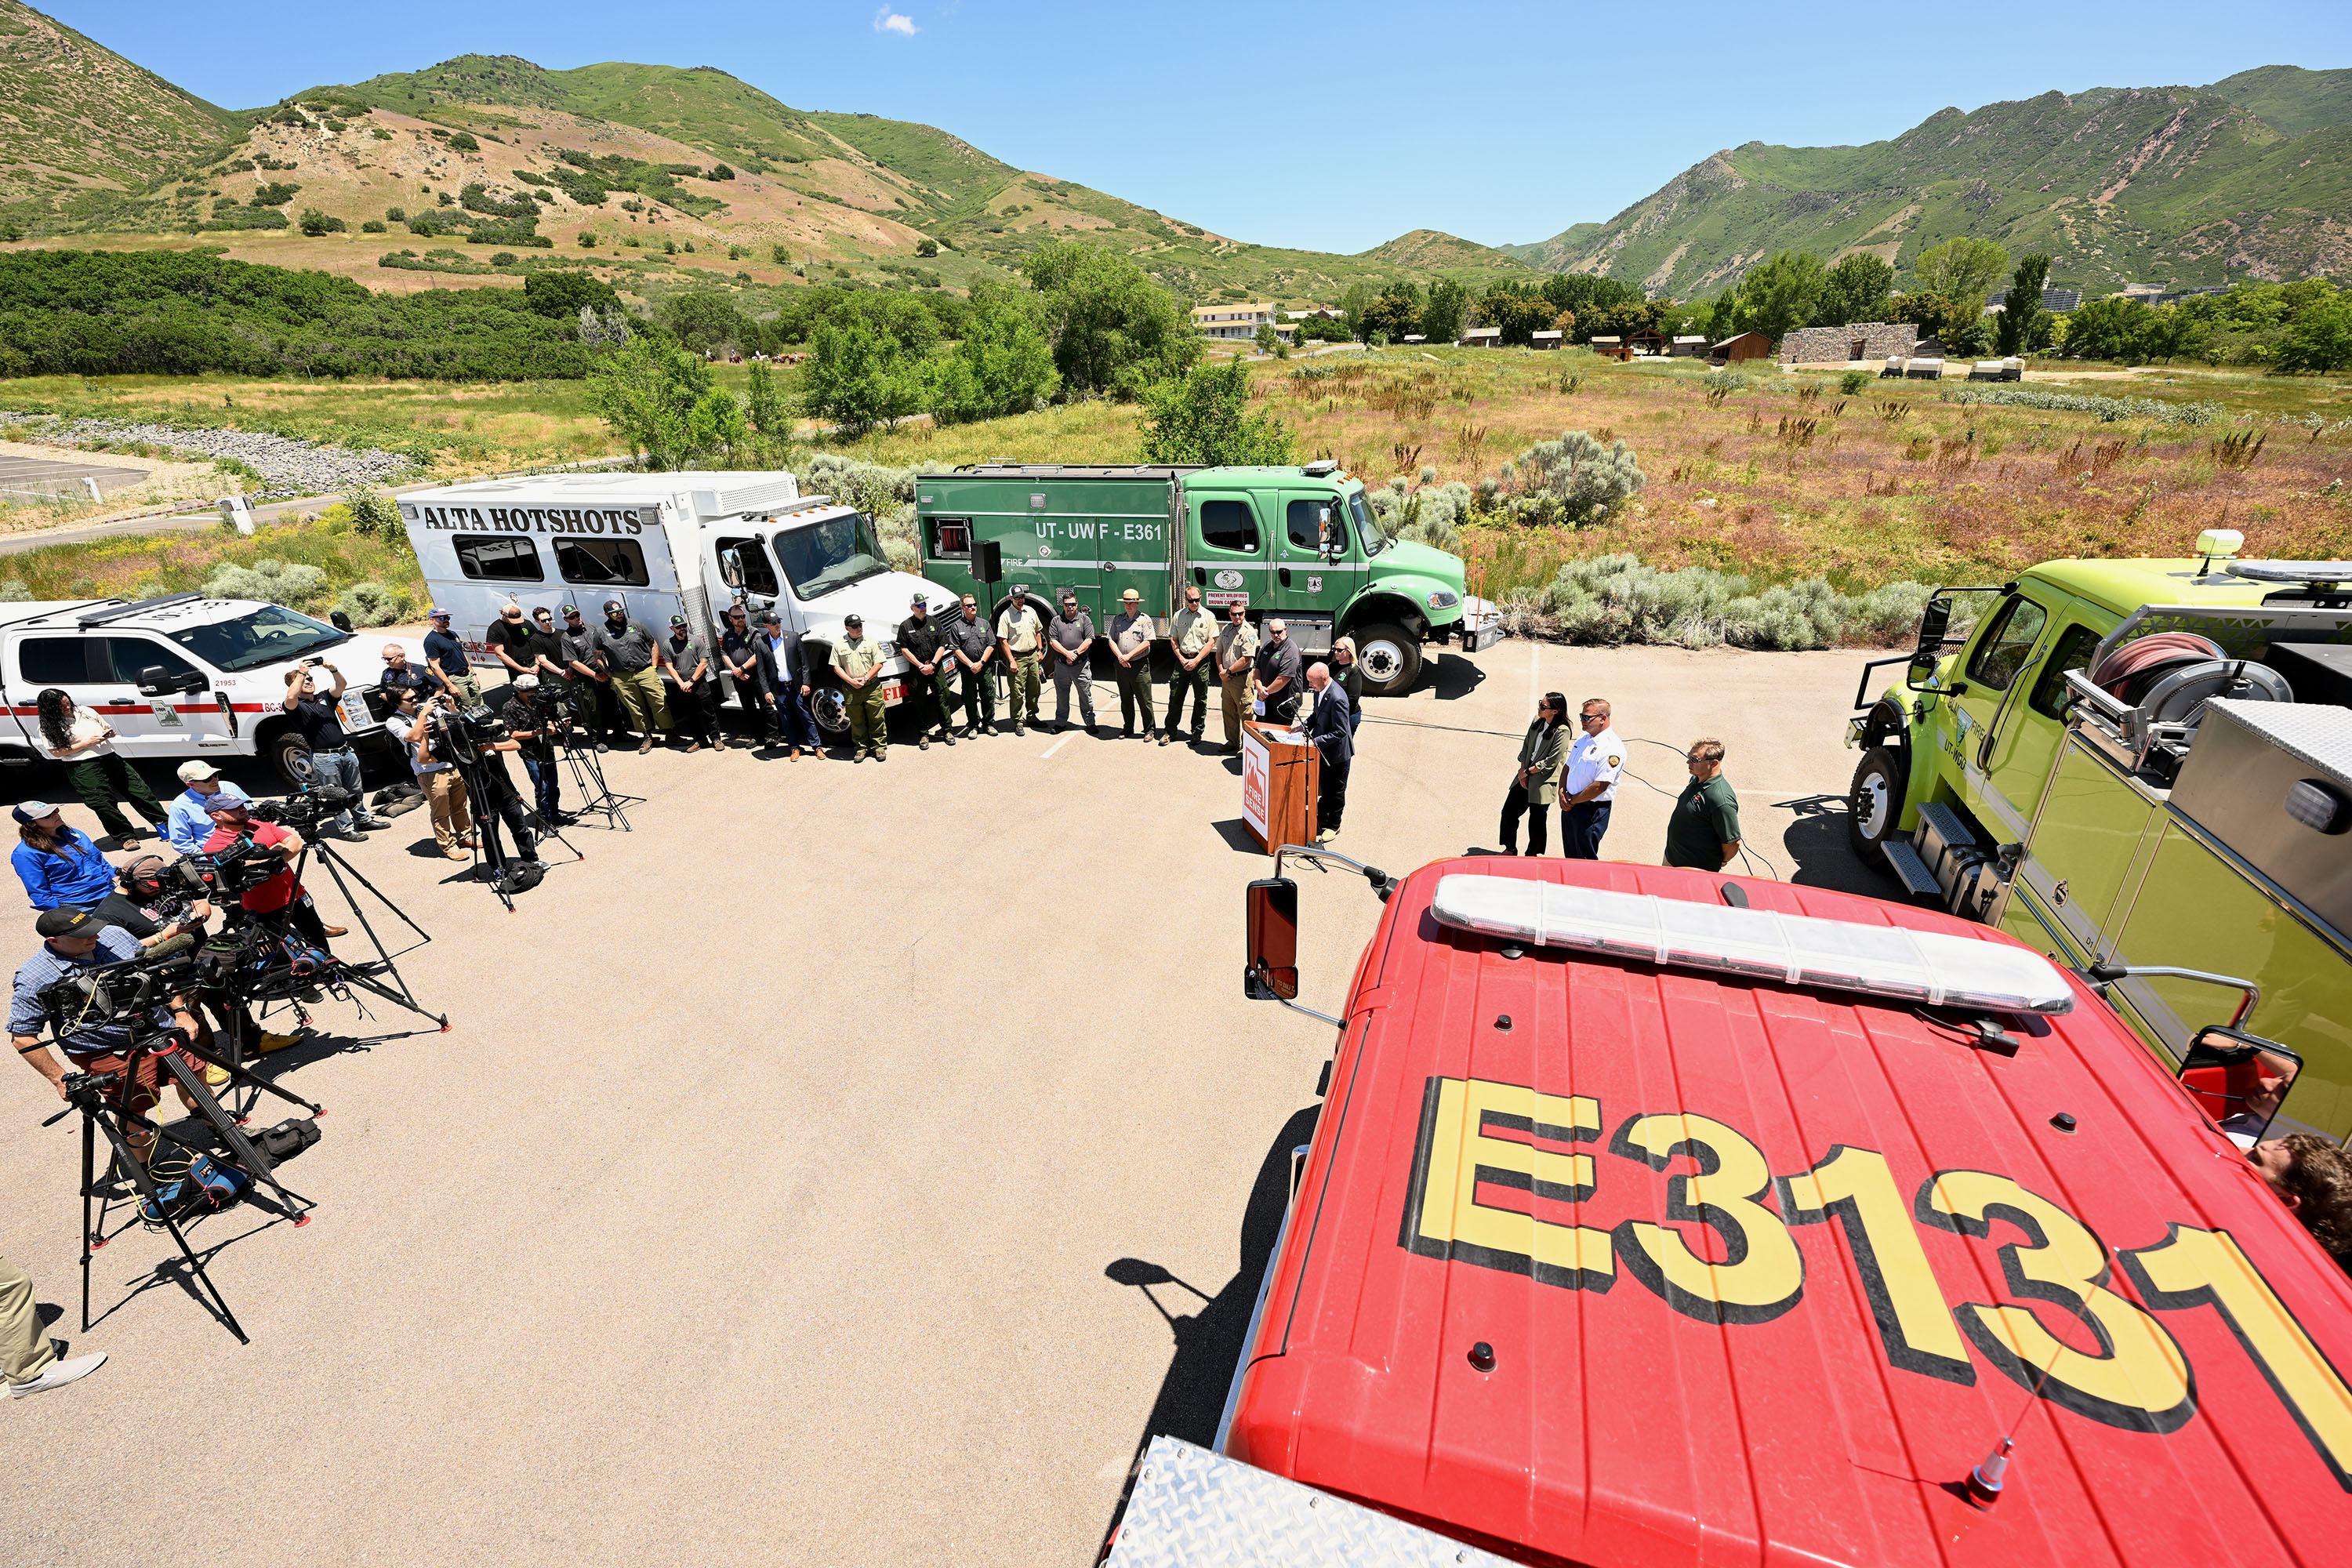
(199, 797), (346, 951)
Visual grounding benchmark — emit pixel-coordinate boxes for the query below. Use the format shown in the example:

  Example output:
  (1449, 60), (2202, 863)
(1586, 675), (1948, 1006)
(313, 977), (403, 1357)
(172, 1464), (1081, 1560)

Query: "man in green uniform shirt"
(996, 583), (1044, 737)
(1664, 738), (1743, 870)
(1216, 604), (1259, 754)
(1109, 588), (1156, 740)
(833, 613), (889, 762)
(1162, 585), (1217, 748)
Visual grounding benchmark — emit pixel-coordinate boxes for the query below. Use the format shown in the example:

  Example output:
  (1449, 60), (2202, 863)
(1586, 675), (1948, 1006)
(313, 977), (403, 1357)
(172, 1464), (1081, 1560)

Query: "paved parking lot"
(0, 454), (151, 503)
(0, 637), (1888, 1566)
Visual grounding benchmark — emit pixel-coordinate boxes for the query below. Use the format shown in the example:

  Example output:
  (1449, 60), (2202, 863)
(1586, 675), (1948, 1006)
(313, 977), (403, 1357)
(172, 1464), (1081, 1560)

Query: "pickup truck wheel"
(1353, 624), (1422, 697)
(1848, 746), (1906, 866)
(267, 730), (316, 789)
(808, 684), (849, 737)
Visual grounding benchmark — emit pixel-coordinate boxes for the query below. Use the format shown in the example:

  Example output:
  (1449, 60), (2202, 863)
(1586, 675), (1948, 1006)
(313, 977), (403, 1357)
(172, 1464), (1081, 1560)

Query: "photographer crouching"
(198, 797), (347, 953)
(10, 906), (205, 1165)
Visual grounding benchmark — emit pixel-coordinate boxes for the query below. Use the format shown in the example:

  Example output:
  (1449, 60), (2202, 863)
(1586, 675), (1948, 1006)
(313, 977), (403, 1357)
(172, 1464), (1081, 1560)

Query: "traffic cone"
(1965, 1437), (2013, 1509)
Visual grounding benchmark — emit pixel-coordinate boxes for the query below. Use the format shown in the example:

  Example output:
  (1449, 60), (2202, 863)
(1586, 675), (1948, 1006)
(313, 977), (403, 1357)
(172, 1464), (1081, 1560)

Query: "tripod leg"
(312, 843), (444, 1004)
(85, 1106), (249, 1344)
(80, 1112), (95, 1333)
(157, 1054), (314, 1220)
(169, 1034), (324, 1117)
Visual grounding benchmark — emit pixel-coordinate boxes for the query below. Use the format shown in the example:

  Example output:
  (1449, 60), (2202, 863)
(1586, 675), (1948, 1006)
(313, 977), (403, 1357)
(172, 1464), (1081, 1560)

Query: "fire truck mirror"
(718, 548), (745, 591)
(1915, 598), (1951, 655)
(1247, 877), (1301, 1001)
(2178, 1025), (2303, 1145)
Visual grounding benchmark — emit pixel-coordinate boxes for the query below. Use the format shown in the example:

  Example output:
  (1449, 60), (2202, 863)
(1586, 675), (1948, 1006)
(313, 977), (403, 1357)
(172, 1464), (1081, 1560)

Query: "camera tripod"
(267, 838), (449, 1039)
(554, 720), (637, 833)
(451, 745), (584, 913)
(45, 1029), (324, 1344)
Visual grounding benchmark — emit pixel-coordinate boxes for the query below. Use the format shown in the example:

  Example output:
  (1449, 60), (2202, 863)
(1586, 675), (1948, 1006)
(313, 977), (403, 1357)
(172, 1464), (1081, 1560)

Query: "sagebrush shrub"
(1499, 554), (1944, 651)
(332, 580), (408, 626)
(202, 557), (328, 606)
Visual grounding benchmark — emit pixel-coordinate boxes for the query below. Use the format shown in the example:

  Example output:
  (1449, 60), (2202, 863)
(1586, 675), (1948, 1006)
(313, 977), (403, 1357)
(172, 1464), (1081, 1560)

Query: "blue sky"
(48, 1), (2352, 255)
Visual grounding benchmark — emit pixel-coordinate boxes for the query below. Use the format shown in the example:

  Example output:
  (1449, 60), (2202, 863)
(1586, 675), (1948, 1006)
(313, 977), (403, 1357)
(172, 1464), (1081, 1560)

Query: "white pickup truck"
(395, 470), (962, 735)
(0, 594), (427, 785)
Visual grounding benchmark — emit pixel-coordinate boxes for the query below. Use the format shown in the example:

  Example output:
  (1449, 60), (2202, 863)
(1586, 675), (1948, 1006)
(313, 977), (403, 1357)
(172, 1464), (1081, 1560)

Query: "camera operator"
(109, 857), (293, 1063)
(281, 659), (386, 844)
(10, 906), (205, 1162)
(198, 797), (347, 952)
(499, 676), (565, 825)
(429, 699), (543, 881)
(164, 762), (251, 856)
(384, 686), (473, 862)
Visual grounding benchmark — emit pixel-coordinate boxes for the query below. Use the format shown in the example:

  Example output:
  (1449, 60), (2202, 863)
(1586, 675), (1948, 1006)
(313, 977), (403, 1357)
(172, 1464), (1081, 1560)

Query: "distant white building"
(1191, 302), (1291, 340)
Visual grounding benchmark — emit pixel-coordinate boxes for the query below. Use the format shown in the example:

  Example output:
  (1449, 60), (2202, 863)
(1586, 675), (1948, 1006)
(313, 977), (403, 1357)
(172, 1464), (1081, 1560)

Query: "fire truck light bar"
(1431, 875), (2077, 1015)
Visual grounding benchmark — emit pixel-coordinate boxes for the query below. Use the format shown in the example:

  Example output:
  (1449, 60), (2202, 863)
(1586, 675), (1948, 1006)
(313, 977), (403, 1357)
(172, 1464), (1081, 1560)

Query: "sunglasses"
(1582, 713), (1606, 723)
(534, 613), (553, 621)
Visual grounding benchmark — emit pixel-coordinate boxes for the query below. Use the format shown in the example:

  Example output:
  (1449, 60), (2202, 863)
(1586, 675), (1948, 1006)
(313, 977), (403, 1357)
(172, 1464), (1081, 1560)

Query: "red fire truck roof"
(1224, 856), (2352, 1566)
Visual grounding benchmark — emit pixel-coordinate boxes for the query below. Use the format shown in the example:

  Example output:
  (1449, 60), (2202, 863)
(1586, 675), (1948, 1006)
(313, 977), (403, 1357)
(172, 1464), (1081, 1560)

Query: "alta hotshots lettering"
(408, 505), (647, 535)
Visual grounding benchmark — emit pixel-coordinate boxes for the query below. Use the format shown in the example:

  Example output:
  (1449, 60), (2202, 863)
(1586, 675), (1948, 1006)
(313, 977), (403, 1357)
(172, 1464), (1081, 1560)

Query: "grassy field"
(4, 350), (2349, 616)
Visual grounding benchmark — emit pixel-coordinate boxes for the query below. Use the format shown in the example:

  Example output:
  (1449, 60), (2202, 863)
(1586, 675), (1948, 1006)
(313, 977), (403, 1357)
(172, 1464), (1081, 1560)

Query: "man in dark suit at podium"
(1305, 662), (1353, 844)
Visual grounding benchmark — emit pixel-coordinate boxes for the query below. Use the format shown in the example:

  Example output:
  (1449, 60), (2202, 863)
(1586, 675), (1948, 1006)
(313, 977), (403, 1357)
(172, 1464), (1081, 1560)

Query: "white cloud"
(873, 9), (918, 34)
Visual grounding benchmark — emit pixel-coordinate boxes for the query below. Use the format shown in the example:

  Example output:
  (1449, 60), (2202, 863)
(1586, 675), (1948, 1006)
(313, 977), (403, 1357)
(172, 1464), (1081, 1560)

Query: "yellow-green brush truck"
(1847, 532), (2352, 1141)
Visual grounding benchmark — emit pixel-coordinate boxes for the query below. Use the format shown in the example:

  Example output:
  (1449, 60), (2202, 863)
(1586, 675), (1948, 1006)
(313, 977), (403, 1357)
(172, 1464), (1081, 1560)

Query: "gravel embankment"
(0, 413), (414, 500)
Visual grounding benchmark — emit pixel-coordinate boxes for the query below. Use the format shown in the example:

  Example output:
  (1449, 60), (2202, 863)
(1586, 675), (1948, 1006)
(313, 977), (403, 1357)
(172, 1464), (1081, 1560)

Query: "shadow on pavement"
(1099, 1102), (1321, 1552)
(1210, 818), (1265, 856)
(1425, 653), (1488, 702)
(1771, 793), (1892, 897)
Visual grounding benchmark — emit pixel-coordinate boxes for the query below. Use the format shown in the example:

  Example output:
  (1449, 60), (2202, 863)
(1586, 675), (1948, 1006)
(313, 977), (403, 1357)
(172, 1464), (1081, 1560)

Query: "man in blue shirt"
(422, 607), (481, 706)
(9, 906), (201, 1158)
(9, 802), (114, 912)
(164, 762), (252, 855)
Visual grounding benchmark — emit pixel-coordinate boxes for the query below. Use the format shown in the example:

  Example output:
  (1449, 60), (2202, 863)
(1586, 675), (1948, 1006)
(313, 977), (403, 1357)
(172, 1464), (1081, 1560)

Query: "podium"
(1240, 720), (1319, 855)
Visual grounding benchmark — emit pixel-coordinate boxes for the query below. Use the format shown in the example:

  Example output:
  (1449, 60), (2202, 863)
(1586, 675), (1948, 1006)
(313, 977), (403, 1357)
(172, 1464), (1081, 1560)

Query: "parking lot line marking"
(1040, 731), (1074, 760)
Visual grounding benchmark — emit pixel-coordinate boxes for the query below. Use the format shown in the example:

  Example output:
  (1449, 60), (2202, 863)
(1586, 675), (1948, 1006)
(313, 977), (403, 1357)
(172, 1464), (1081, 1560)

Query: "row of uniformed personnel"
(826, 582), (1327, 763)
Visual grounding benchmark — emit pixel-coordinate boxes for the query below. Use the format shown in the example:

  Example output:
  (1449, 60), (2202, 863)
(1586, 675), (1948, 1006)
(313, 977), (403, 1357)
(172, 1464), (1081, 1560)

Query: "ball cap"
(604, 600), (623, 612)
(205, 793), (249, 816)
(758, 610), (782, 625)
(428, 606), (451, 619)
(515, 673), (540, 690)
(560, 604), (580, 616)
(176, 760), (222, 782)
(34, 906), (100, 939)
(11, 800), (60, 826)
(669, 614), (690, 627)
(843, 613), (864, 628)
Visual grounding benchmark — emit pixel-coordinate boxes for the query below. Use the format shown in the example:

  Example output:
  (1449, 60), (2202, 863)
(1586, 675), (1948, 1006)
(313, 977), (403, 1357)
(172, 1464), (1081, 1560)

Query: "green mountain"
(0, 0), (244, 228)
(2205, 64), (2352, 138)
(1504, 76), (2352, 298)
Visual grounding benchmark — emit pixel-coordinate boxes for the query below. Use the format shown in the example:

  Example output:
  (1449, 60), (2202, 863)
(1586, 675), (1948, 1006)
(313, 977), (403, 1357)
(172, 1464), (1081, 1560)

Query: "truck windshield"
(774, 511), (890, 599)
(1348, 488), (1389, 556)
(165, 605), (349, 673)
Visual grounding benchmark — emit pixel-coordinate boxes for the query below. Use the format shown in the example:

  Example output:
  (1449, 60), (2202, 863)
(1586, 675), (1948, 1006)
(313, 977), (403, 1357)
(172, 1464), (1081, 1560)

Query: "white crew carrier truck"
(397, 471), (959, 735)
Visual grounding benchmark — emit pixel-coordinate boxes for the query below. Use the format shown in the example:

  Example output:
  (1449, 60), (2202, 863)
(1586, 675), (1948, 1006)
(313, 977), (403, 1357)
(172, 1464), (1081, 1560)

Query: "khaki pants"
(423, 767), (474, 851)
(847, 682), (888, 757)
(1114, 660), (1155, 734)
(1, 1251), (56, 1386)
(1221, 674), (1252, 748)
(1007, 652), (1041, 726)
(610, 666), (671, 735)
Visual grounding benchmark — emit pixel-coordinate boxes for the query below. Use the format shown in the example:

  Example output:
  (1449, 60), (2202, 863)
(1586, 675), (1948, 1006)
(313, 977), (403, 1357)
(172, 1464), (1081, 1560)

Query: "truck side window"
(1200, 499), (1259, 554)
(99, 638), (201, 686)
(555, 539), (651, 587)
(454, 535), (545, 583)
(1965, 594), (2049, 691)
(17, 637), (91, 685)
(2028, 624), (2102, 720)
(931, 518), (971, 557)
(712, 535), (779, 595)
(1287, 499), (1342, 552)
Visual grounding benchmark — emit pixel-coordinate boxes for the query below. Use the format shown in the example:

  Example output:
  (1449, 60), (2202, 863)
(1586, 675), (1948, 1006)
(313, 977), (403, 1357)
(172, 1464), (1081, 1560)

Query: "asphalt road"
(0, 639), (1888, 1566)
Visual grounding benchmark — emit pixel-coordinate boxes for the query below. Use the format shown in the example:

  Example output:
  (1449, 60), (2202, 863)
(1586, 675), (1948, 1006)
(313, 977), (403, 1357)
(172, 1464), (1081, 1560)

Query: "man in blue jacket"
(163, 762), (252, 855)
(9, 803), (114, 912)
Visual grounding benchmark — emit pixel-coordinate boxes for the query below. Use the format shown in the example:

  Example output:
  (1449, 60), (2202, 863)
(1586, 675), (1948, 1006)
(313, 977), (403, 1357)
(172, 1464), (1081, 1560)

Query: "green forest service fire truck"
(1847, 531), (2352, 1141)
(913, 463), (1498, 698)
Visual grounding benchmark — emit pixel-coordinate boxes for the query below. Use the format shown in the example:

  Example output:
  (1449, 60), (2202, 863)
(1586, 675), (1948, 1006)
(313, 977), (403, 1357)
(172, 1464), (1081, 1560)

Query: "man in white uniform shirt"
(1559, 697), (1624, 860)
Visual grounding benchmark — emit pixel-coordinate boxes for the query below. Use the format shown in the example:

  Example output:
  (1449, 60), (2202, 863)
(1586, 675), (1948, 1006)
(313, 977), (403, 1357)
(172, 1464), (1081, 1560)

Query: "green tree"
(1018, 241), (1200, 398)
(1733, 252), (1827, 343)
(589, 334), (716, 469)
(914, 238), (939, 258)
(928, 285), (1058, 424)
(1138, 361), (1293, 465)
(686, 387), (750, 462)
(1359, 282), (1423, 343)
(801, 315), (920, 436)
(743, 361), (789, 436)
(658, 292), (756, 355)
(1338, 281), (1377, 344)
(2276, 296), (2352, 373)
(1995, 255), (2051, 357)
(296, 208), (345, 236)
(522, 270), (622, 321)
(1538, 274), (1642, 340)
(446, 132), (479, 153)
(2059, 296), (2154, 363)
(1482, 285), (1559, 346)
(1254, 322), (1281, 355)
(1421, 278), (1468, 343)
(1911, 238), (2009, 312)
(1816, 253), (1893, 327)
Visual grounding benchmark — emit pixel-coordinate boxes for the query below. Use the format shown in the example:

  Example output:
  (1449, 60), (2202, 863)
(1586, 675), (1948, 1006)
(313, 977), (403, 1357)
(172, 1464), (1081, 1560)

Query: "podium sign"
(1240, 721), (1319, 854)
